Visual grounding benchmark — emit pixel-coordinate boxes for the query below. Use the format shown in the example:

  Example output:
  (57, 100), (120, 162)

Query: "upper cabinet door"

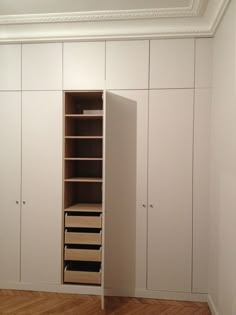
(0, 92), (21, 283)
(195, 38), (213, 88)
(63, 42), (105, 90)
(21, 91), (62, 285)
(150, 39), (194, 89)
(22, 43), (62, 90)
(148, 89), (193, 292)
(106, 40), (149, 89)
(0, 45), (21, 90)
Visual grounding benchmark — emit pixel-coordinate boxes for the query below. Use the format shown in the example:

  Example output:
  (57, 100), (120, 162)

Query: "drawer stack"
(63, 91), (104, 285)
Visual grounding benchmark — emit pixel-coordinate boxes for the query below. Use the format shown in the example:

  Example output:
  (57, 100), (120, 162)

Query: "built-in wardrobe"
(0, 38), (211, 303)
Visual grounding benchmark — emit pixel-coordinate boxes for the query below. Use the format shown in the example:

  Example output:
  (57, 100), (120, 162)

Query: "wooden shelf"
(64, 203), (102, 213)
(65, 158), (103, 161)
(65, 136), (103, 139)
(65, 177), (103, 183)
(65, 114), (103, 119)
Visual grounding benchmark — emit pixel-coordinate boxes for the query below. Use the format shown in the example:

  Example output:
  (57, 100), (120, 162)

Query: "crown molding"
(0, 0), (231, 42)
(0, 0), (205, 25)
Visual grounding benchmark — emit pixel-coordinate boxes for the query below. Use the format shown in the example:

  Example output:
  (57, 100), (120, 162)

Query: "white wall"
(208, 0), (236, 314)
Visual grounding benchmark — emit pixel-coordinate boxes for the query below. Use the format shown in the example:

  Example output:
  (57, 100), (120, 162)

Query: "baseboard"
(208, 294), (220, 315)
(104, 288), (207, 302)
(0, 282), (101, 296)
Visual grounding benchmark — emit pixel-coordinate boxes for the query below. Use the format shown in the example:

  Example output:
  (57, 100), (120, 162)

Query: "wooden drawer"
(64, 247), (101, 262)
(64, 262), (101, 285)
(65, 214), (102, 228)
(65, 231), (102, 245)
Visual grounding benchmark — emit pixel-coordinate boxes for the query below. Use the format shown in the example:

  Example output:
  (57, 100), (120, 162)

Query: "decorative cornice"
(0, 0), (230, 42)
(0, 0), (206, 25)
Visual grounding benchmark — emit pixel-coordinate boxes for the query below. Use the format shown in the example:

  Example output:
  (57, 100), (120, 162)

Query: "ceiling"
(0, 0), (192, 15)
(0, 0), (231, 42)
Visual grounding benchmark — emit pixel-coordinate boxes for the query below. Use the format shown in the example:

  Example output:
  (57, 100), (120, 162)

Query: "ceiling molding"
(0, 0), (231, 42)
(0, 0), (205, 25)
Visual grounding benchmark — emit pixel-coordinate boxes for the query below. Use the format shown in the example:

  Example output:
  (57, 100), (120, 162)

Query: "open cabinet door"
(103, 92), (137, 304)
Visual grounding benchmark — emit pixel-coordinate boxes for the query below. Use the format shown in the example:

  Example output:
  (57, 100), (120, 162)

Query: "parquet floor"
(0, 290), (211, 315)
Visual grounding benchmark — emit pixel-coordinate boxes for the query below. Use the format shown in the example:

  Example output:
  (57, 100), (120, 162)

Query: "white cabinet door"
(148, 89), (193, 292)
(104, 92), (137, 293)
(195, 38), (213, 88)
(0, 92), (21, 283)
(106, 41), (149, 89)
(63, 42), (105, 90)
(22, 43), (62, 91)
(0, 45), (21, 91)
(150, 39), (194, 89)
(107, 90), (149, 290)
(21, 91), (62, 284)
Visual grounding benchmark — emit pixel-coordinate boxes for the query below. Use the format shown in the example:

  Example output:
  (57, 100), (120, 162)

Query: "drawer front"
(65, 215), (102, 228)
(65, 232), (102, 245)
(64, 248), (101, 261)
(64, 269), (101, 284)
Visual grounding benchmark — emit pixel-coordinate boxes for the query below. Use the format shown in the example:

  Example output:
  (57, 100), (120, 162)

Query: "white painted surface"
(209, 0), (236, 314)
(150, 39), (195, 88)
(195, 38), (213, 88)
(105, 92), (137, 292)
(192, 88), (211, 293)
(22, 43), (62, 90)
(21, 91), (62, 284)
(106, 41), (149, 89)
(108, 90), (148, 290)
(148, 89), (193, 292)
(0, 45), (21, 90)
(63, 42), (105, 90)
(0, 92), (21, 283)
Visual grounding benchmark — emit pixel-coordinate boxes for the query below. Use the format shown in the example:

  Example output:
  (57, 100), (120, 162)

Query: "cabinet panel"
(22, 43), (62, 90)
(106, 41), (149, 89)
(193, 89), (211, 293)
(0, 45), (21, 91)
(150, 39), (194, 88)
(148, 89), (193, 292)
(105, 92), (137, 292)
(0, 92), (21, 283)
(195, 39), (213, 88)
(21, 91), (62, 284)
(63, 42), (105, 90)
(108, 90), (148, 290)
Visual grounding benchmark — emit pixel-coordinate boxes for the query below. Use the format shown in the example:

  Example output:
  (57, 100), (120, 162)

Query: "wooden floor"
(0, 290), (211, 314)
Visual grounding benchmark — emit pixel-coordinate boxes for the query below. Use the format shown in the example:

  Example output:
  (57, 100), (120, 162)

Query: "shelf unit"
(63, 91), (104, 286)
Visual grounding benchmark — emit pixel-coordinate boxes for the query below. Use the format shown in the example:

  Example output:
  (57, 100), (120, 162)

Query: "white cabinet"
(0, 45), (21, 90)
(150, 39), (194, 89)
(147, 89), (193, 292)
(106, 41), (149, 89)
(63, 42), (105, 90)
(21, 91), (62, 284)
(0, 92), (21, 283)
(22, 43), (62, 91)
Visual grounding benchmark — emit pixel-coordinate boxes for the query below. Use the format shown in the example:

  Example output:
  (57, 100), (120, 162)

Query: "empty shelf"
(65, 203), (102, 212)
(65, 177), (103, 183)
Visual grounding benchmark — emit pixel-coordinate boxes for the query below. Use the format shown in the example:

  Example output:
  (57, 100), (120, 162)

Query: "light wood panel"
(65, 247), (101, 261)
(148, 89), (193, 292)
(65, 215), (102, 228)
(21, 91), (62, 285)
(0, 92), (21, 283)
(65, 203), (102, 212)
(64, 269), (101, 285)
(0, 290), (211, 314)
(65, 231), (102, 245)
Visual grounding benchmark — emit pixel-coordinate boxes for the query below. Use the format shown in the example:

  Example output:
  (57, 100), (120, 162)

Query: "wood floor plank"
(0, 290), (211, 314)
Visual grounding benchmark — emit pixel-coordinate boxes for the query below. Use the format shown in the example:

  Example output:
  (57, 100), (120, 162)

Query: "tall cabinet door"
(21, 91), (62, 284)
(104, 92), (137, 294)
(0, 92), (21, 284)
(147, 89), (193, 292)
